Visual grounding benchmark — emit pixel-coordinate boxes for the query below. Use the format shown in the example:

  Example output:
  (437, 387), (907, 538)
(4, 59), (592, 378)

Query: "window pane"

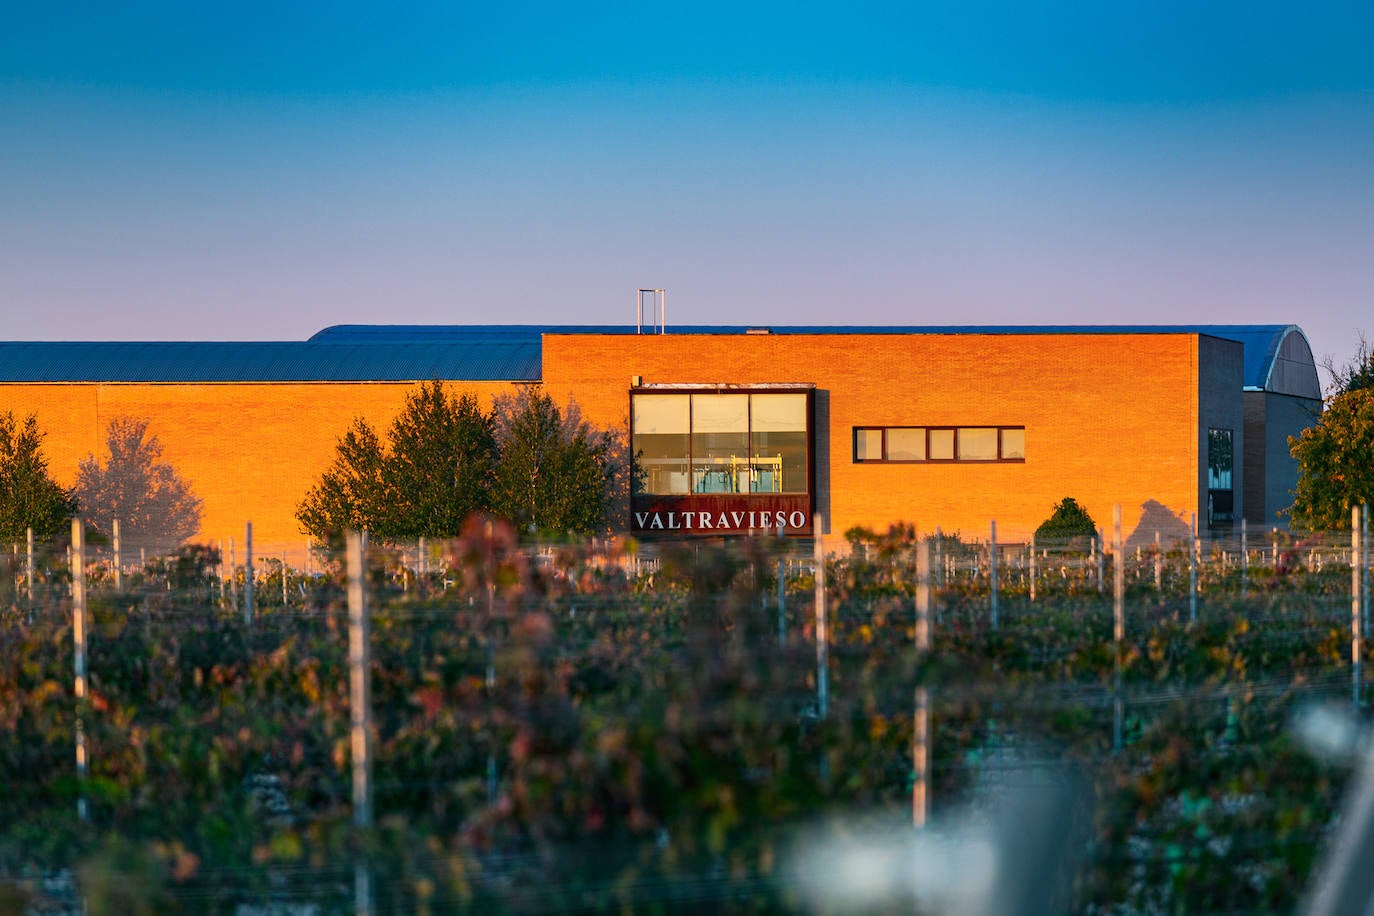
(749, 396), (806, 493)
(855, 428), (884, 461)
(958, 428), (998, 460)
(692, 395), (749, 492)
(692, 394), (749, 433)
(750, 393), (807, 431)
(633, 394), (689, 434)
(887, 428), (926, 461)
(1000, 428), (1025, 460)
(632, 395), (690, 494)
(929, 428), (955, 460)
(1208, 428), (1233, 489)
(752, 429), (807, 492)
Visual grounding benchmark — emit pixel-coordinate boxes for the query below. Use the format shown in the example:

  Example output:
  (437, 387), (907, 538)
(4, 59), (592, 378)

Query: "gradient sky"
(2, 1), (1371, 384)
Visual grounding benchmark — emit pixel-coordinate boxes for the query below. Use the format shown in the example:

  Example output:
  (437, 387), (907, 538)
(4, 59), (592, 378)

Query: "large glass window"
(632, 391), (811, 495)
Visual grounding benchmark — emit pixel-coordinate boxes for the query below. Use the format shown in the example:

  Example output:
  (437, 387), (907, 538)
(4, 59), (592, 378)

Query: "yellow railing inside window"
(637, 455), (786, 494)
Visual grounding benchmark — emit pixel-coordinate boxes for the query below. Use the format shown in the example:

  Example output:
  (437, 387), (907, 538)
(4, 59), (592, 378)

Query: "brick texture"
(542, 332), (1204, 542)
(0, 382), (514, 548)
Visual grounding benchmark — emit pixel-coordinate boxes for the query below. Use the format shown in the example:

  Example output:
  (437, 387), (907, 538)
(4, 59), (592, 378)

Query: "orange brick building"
(0, 324), (1320, 550)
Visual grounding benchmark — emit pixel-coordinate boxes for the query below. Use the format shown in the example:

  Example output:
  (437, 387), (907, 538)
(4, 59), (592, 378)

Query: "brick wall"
(542, 332), (1206, 542)
(0, 381), (514, 548)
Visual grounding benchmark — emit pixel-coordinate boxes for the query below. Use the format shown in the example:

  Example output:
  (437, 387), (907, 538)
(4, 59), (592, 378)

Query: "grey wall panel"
(1243, 392), (1268, 527)
(1265, 393), (1323, 525)
(1199, 336), (1245, 531)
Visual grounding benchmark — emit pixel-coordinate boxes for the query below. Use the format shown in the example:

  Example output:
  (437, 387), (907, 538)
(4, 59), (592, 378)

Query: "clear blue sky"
(2, 1), (1370, 382)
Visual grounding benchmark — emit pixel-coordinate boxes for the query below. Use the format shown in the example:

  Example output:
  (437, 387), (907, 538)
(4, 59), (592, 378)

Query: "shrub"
(1034, 497), (1098, 541)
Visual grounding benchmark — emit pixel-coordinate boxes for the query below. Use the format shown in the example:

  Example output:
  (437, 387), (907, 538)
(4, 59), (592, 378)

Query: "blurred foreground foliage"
(0, 521), (1361, 912)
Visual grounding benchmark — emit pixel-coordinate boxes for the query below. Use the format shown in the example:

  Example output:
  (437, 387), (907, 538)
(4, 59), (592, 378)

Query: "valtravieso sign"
(630, 494), (813, 535)
(633, 509), (809, 532)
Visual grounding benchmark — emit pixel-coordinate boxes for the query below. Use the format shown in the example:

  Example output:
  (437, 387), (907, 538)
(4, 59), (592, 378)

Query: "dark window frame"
(853, 425), (1027, 464)
(1207, 426), (1235, 525)
(1207, 427), (1234, 491)
(928, 427), (956, 462)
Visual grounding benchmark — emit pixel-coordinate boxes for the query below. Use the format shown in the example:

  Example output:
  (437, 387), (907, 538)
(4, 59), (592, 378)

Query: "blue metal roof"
(309, 324), (629, 342)
(0, 341), (541, 382)
(0, 324), (1312, 391)
(312, 323), (1309, 392)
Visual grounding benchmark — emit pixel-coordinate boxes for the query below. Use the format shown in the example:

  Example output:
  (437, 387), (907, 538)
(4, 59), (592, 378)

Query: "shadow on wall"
(814, 389), (830, 534)
(72, 416), (203, 557)
(1125, 500), (1192, 551)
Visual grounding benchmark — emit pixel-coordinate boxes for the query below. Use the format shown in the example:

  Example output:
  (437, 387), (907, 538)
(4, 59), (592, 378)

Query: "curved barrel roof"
(0, 324), (1319, 396)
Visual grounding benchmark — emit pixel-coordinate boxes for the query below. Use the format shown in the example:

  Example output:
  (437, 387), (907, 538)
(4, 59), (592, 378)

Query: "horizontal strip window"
(854, 426), (1025, 463)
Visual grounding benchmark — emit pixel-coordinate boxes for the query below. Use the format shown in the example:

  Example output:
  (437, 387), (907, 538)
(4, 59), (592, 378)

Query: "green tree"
(295, 417), (389, 539)
(298, 383), (617, 542)
(296, 381), (499, 540)
(384, 382), (497, 537)
(491, 389), (618, 538)
(1288, 387), (1374, 530)
(0, 411), (78, 540)
(1034, 496), (1098, 541)
(72, 417), (203, 553)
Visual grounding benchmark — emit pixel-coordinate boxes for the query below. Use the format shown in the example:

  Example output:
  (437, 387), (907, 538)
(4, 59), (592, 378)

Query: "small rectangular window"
(1000, 428), (1025, 460)
(1208, 428), (1233, 490)
(855, 428), (884, 461)
(887, 427), (926, 461)
(929, 428), (955, 461)
(957, 427), (999, 461)
(1208, 427), (1235, 524)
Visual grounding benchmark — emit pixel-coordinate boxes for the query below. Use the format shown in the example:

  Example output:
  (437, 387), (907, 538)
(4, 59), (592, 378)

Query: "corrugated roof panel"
(0, 341), (543, 383)
(309, 324), (621, 342)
